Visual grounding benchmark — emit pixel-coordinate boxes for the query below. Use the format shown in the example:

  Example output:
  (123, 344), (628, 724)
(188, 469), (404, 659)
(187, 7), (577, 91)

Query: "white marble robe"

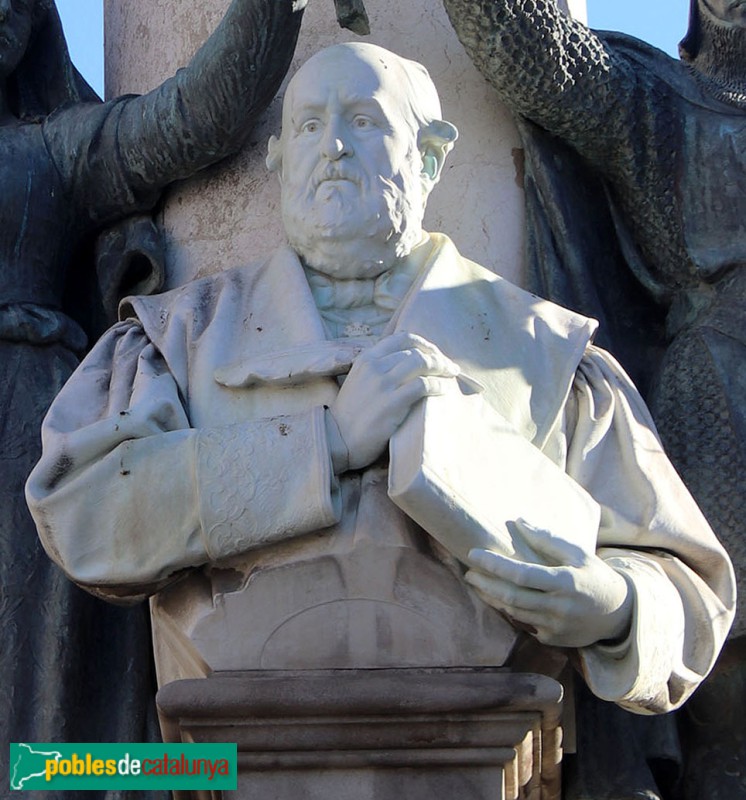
(27, 234), (735, 714)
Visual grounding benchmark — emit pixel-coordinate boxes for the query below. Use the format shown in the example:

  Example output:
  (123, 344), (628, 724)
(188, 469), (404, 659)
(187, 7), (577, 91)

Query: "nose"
(321, 117), (352, 161)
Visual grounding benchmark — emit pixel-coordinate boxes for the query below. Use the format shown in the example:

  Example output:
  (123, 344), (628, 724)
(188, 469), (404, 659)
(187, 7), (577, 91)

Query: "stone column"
(104, 0), (585, 290)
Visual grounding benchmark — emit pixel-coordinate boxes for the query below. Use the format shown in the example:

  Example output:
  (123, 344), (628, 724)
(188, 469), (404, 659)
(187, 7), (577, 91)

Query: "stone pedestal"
(157, 669), (563, 800)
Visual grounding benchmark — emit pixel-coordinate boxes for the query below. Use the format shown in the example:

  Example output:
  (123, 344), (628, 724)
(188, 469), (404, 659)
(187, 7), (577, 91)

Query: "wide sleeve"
(442, 0), (689, 312)
(441, 0), (673, 185)
(42, 0), (306, 227)
(25, 320), (341, 603)
(562, 345), (735, 714)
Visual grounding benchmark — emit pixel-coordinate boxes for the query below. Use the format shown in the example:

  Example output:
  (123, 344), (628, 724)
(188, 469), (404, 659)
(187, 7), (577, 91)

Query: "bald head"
(268, 43), (456, 178)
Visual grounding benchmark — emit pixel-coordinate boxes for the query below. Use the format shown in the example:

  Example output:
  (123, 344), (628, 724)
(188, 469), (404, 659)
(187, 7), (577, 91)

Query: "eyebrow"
(291, 92), (387, 119)
(340, 94), (387, 116)
(291, 102), (327, 119)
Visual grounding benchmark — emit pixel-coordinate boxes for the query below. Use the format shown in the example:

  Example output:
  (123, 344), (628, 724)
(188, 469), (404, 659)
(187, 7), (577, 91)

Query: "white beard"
(281, 158), (426, 279)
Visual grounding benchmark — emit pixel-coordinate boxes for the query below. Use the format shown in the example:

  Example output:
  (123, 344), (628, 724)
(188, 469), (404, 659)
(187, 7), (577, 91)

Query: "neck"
(290, 228), (427, 281)
(304, 234), (431, 281)
(302, 236), (433, 338)
(691, 4), (746, 104)
(294, 237), (402, 280)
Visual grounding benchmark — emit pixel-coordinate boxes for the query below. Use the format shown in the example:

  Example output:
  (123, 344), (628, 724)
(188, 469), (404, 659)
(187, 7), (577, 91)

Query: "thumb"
(513, 518), (586, 568)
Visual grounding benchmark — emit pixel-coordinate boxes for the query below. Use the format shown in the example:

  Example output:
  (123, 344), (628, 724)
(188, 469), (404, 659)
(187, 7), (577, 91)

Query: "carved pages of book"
(388, 380), (600, 566)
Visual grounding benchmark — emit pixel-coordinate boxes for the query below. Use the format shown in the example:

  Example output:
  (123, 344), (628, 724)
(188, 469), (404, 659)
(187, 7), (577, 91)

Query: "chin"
(285, 194), (393, 243)
(281, 178), (425, 277)
(306, 209), (378, 241)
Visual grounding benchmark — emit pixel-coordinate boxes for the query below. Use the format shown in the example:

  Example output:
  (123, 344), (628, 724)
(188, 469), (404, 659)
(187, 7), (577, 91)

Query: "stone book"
(388, 380), (600, 566)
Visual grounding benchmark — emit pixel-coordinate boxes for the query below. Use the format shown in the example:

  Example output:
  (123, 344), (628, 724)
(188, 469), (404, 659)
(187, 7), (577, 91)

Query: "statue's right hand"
(327, 333), (460, 472)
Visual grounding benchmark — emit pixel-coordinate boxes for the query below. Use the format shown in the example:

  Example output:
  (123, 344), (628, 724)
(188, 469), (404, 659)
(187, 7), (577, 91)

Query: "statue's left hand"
(464, 520), (633, 649)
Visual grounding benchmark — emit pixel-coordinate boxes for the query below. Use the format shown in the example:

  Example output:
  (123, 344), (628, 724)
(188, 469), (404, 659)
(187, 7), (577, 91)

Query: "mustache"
(311, 164), (364, 190)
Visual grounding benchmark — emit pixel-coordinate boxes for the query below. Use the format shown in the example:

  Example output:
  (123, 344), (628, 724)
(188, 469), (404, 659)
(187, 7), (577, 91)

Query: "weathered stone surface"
(32, 28), (734, 725)
(157, 669), (564, 800)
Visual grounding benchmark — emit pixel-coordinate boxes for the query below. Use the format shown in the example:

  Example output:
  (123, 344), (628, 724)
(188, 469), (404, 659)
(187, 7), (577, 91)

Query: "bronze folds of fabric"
(334, 0), (370, 35)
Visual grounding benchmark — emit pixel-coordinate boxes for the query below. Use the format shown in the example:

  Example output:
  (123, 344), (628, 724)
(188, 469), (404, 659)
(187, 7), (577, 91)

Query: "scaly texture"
(441, 0), (688, 293)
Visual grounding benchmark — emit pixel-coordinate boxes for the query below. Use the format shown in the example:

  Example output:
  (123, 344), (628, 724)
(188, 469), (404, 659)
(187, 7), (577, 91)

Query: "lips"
(313, 167), (361, 189)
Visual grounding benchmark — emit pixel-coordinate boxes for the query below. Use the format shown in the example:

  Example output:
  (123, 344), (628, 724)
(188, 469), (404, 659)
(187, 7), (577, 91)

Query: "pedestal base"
(157, 669), (563, 800)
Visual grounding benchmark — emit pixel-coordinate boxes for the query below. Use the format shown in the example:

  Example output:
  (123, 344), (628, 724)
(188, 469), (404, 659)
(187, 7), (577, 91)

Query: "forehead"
(285, 50), (410, 118)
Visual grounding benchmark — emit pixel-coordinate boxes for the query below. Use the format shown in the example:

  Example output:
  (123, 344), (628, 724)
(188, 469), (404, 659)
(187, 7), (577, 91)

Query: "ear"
(266, 135), (283, 176)
(418, 120), (458, 188)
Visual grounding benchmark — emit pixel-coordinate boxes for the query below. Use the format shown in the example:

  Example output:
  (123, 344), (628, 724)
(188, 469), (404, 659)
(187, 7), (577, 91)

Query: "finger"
(514, 518), (587, 568)
(464, 569), (551, 613)
(467, 548), (570, 593)
(379, 348), (460, 385)
(390, 375), (452, 409)
(364, 332), (451, 364)
(469, 582), (559, 639)
(396, 332), (447, 356)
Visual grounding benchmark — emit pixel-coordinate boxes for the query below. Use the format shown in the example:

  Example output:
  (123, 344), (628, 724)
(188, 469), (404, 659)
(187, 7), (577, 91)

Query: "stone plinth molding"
(157, 669), (563, 800)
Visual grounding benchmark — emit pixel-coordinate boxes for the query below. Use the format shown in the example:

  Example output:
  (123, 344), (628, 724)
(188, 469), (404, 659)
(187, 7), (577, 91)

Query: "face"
(0, 0), (35, 79)
(275, 47), (428, 276)
(701, 0), (746, 25)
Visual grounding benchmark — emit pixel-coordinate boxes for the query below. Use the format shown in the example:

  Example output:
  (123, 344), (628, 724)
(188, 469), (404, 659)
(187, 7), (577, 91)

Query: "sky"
(56, 0), (692, 99)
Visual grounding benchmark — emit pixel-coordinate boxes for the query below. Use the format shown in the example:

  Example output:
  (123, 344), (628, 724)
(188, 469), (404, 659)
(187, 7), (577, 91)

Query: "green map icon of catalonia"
(10, 744), (63, 789)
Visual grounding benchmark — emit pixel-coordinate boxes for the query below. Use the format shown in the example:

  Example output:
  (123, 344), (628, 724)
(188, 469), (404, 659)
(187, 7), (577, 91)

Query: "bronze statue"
(440, 0), (746, 798)
(334, 0), (370, 34)
(0, 0), (305, 794)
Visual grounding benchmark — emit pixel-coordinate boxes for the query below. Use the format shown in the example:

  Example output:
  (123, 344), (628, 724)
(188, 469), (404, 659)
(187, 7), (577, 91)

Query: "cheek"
(705, 0), (743, 21)
(383, 137), (411, 170)
(360, 139), (408, 183)
(280, 151), (313, 185)
(388, 135), (423, 179)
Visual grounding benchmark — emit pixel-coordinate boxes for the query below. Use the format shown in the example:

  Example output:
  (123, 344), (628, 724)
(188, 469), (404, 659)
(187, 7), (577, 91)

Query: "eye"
(300, 119), (321, 134)
(352, 115), (375, 130)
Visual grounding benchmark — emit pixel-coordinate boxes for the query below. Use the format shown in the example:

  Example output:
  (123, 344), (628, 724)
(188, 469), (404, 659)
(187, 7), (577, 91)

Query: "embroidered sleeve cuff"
(196, 407), (341, 560)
